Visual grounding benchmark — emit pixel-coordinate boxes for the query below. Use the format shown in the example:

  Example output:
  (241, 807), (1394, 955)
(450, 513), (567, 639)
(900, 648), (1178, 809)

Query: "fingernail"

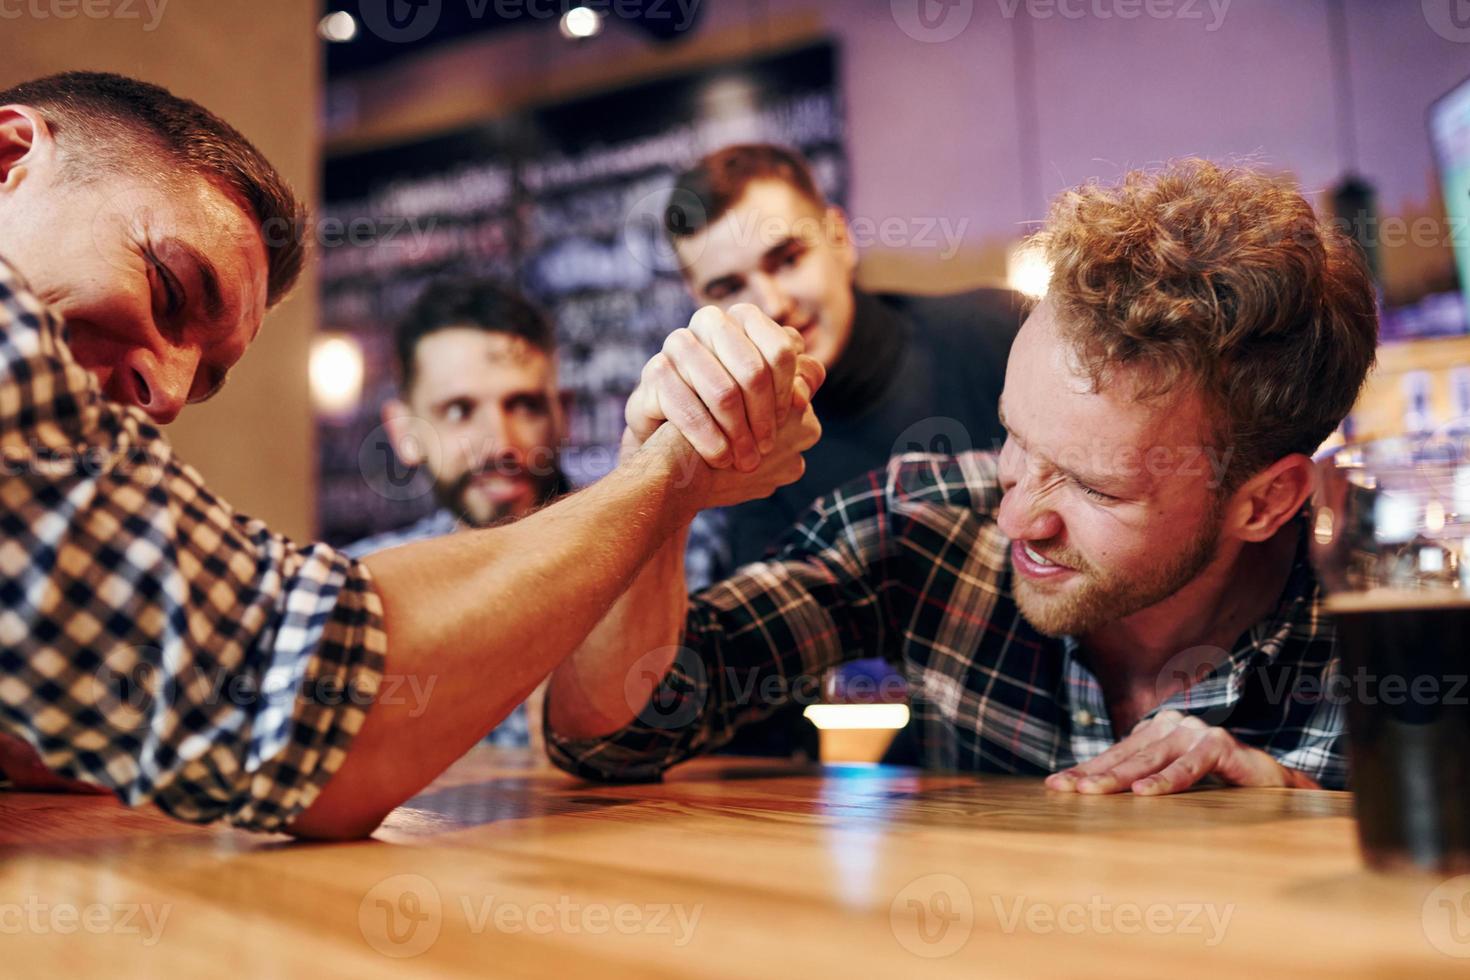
(1078, 774), (1115, 793)
(758, 438), (775, 454)
(1133, 777), (1160, 795)
(737, 450), (759, 471)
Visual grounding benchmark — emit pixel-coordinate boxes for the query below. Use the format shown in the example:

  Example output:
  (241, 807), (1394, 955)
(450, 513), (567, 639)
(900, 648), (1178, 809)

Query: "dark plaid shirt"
(0, 256), (386, 831)
(548, 451), (1348, 788)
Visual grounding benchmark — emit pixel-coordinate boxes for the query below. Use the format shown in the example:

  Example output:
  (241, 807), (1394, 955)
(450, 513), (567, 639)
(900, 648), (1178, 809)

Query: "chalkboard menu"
(318, 41), (846, 545)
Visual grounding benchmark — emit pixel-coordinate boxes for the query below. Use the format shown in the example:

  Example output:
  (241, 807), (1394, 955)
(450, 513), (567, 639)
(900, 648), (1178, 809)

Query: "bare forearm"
(549, 395), (820, 746)
(289, 428), (699, 838)
(546, 525), (692, 740)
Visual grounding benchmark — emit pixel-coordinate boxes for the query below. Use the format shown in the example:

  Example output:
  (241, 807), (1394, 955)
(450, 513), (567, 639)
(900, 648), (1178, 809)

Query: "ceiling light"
(1006, 240), (1052, 300)
(318, 11), (359, 43)
(310, 335), (365, 415)
(560, 7), (603, 40)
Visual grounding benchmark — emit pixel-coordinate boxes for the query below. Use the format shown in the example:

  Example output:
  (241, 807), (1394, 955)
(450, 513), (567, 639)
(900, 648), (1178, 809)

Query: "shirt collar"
(1236, 515), (1324, 668)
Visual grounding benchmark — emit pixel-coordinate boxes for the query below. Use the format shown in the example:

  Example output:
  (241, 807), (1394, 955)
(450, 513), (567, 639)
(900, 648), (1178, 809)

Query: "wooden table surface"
(3, 746), (1468, 978)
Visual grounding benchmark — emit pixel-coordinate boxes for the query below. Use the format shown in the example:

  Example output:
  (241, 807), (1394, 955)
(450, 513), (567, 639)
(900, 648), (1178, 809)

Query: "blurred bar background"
(1, 0), (1467, 570)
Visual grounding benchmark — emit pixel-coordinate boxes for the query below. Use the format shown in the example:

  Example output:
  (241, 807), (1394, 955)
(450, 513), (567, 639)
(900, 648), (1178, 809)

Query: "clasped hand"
(625, 304), (825, 506)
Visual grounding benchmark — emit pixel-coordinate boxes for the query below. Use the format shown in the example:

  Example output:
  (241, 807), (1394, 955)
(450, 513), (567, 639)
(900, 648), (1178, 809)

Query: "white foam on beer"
(1323, 588), (1470, 613)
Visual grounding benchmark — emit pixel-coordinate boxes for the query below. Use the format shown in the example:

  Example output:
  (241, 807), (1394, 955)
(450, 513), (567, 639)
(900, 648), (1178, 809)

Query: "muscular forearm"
(289, 427), (701, 838)
(291, 308), (823, 836)
(546, 525), (692, 741)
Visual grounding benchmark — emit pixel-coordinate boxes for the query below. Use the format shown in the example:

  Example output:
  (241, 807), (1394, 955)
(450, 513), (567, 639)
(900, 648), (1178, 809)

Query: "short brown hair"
(1035, 158), (1378, 490)
(664, 143), (825, 241)
(0, 71), (306, 308)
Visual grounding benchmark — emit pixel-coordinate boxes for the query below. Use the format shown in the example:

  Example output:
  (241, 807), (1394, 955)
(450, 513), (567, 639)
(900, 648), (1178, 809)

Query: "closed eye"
(146, 251), (185, 320)
(1072, 477), (1117, 502)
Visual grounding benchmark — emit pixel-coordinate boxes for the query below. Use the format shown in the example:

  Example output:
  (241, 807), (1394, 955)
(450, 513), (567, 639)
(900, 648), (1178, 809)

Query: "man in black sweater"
(665, 143), (1023, 756)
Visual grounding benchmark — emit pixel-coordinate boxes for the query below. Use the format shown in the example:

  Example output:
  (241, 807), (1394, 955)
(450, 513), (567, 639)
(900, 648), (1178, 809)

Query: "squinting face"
(394, 328), (564, 528)
(1, 154), (268, 425)
(995, 299), (1228, 637)
(674, 179), (858, 369)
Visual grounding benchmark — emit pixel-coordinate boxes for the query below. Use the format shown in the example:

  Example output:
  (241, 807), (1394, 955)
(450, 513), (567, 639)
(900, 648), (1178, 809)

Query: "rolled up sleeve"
(0, 257), (386, 832)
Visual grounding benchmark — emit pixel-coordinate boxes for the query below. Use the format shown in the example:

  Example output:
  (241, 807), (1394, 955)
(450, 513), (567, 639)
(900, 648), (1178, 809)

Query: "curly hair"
(1034, 158), (1379, 491)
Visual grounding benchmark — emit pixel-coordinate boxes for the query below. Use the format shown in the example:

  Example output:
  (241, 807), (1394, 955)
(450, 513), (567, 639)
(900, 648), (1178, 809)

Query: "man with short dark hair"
(345, 279), (574, 748)
(665, 143), (1022, 757)
(669, 144), (1022, 576)
(352, 279), (571, 545)
(0, 72), (823, 837)
(547, 160), (1379, 796)
(0, 71), (304, 420)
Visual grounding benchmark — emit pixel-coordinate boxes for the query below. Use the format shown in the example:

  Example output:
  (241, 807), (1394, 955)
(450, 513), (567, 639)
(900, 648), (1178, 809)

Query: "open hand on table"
(1045, 710), (1320, 796)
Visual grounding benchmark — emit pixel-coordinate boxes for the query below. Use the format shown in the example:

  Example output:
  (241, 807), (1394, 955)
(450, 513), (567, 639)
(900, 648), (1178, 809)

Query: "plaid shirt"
(0, 256), (386, 831)
(548, 451), (1348, 788)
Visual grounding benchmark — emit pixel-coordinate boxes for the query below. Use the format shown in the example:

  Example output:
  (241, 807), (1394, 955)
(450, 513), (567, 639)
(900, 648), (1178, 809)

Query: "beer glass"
(1311, 436), (1470, 873)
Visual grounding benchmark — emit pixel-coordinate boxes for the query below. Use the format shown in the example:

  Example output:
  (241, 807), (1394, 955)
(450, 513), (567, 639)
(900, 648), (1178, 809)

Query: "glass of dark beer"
(1311, 437), (1470, 873)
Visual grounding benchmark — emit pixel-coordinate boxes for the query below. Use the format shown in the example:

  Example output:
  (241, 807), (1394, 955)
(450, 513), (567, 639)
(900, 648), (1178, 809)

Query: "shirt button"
(1074, 710), (1094, 728)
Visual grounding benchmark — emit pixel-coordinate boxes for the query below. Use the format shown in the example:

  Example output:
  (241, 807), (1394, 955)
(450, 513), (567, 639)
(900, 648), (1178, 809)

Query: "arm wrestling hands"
(0, 305), (821, 825)
(623, 303), (825, 482)
(543, 305), (823, 743)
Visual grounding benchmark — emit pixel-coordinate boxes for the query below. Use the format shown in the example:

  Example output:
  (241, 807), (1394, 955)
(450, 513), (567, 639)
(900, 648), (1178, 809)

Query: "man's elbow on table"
(282, 717), (447, 841)
(285, 796), (392, 842)
(285, 746), (419, 839)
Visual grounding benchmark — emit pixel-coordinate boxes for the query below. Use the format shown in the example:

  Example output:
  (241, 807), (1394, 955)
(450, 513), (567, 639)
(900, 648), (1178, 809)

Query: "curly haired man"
(546, 159), (1379, 796)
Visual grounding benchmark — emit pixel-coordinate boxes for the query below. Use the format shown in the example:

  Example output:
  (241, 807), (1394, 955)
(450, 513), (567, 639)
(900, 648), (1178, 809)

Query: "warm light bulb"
(803, 704), (911, 730)
(1006, 240), (1052, 300)
(310, 335), (365, 415)
(317, 11), (359, 43)
(560, 6), (602, 39)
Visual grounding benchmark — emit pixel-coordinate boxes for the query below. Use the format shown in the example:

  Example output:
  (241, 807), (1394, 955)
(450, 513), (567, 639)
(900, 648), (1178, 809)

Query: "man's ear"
(671, 234), (705, 298)
(555, 388), (573, 443)
(1224, 453), (1316, 543)
(0, 106), (50, 192)
(825, 204), (859, 275)
(381, 398), (425, 467)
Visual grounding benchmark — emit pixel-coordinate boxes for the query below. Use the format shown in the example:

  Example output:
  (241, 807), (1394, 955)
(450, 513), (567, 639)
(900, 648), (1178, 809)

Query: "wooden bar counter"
(2, 746), (1467, 977)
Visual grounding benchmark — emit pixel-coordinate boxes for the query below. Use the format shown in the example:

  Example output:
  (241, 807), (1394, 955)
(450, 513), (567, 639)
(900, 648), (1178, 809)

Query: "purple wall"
(828, 0), (1468, 292)
(333, 1), (1469, 298)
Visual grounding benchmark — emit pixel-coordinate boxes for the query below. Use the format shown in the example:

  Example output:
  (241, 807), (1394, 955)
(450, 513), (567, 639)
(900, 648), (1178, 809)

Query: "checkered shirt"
(548, 451), (1347, 788)
(0, 256), (386, 831)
